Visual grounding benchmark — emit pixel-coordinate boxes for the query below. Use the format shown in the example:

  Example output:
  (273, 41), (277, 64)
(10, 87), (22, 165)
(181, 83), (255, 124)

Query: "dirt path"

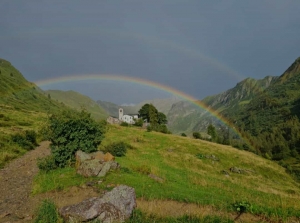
(0, 141), (51, 222)
(0, 141), (100, 223)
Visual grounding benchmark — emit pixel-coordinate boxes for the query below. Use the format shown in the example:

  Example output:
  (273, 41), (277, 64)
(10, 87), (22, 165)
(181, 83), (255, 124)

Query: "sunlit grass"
(33, 125), (300, 219)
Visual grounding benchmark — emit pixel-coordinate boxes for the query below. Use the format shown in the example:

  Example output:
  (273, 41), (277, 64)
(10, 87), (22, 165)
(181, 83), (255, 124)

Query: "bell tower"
(119, 108), (123, 120)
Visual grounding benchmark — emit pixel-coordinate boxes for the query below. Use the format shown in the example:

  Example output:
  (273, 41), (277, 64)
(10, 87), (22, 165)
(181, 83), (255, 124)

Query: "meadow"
(33, 125), (300, 222)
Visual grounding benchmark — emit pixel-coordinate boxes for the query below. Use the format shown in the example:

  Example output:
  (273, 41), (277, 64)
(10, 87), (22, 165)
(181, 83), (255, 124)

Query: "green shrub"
(10, 130), (38, 151)
(37, 155), (57, 172)
(48, 110), (106, 167)
(120, 122), (129, 127)
(181, 133), (187, 137)
(233, 201), (253, 214)
(146, 125), (152, 132)
(134, 118), (143, 127)
(34, 199), (60, 223)
(192, 132), (201, 139)
(105, 141), (132, 157)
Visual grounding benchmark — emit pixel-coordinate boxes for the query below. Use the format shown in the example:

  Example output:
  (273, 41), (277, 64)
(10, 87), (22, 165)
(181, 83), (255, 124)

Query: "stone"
(75, 150), (92, 168)
(92, 151), (105, 162)
(59, 185), (136, 223)
(76, 159), (104, 177)
(148, 174), (164, 183)
(104, 152), (115, 162)
(110, 161), (120, 170)
(229, 167), (245, 174)
(98, 162), (112, 177)
(205, 154), (220, 161)
(221, 170), (230, 175)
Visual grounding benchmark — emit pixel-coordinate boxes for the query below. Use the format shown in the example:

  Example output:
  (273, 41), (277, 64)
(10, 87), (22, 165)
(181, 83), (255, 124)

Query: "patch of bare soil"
(0, 142), (99, 223)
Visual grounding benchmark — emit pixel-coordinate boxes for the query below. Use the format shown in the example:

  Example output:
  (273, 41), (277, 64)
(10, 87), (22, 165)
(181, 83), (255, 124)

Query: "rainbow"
(34, 74), (251, 147)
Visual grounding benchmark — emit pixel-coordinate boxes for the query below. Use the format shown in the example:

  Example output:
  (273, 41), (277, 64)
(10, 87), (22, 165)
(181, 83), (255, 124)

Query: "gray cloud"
(1, 0), (299, 104)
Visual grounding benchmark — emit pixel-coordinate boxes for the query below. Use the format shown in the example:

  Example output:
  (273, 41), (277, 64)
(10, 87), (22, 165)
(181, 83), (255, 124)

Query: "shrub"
(34, 199), (60, 223)
(120, 122), (129, 127)
(134, 118), (143, 127)
(105, 141), (132, 157)
(11, 131), (37, 150)
(37, 155), (57, 172)
(48, 110), (106, 167)
(181, 133), (187, 137)
(192, 132), (201, 139)
(146, 125), (152, 132)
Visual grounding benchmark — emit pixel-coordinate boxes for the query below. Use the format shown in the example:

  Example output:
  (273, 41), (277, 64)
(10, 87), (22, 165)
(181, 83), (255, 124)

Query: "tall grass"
(34, 199), (61, 223)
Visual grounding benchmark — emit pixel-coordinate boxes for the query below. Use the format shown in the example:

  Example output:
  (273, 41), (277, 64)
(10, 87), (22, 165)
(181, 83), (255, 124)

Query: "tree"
(207, 124), (217, 142)
(158, 112), (167, 125)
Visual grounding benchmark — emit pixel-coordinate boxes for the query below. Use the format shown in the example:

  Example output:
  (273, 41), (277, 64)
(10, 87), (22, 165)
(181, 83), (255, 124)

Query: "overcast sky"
(1, 1), (300, 104)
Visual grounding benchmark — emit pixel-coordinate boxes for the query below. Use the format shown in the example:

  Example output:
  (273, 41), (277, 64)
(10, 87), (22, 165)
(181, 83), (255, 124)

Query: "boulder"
(75, 150), (92, 168)
(59, 185), (136, 223)
(92, 151), (105, 162)
(76, 159), (104, 177)
(98, 162), (112, 177)
(104, 152), (115, 162)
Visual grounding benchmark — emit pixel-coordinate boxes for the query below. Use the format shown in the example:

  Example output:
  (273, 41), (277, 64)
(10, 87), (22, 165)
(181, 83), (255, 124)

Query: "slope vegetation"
(46, 90), (108, 120)
(34, 125), (300, 221)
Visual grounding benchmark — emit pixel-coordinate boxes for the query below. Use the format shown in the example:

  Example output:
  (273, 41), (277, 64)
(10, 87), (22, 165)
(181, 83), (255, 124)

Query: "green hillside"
(224, 57), (300, 179)
(0, 59), (72, 167)
(46, 90), (108, 120)
(34, 125), (300, 222)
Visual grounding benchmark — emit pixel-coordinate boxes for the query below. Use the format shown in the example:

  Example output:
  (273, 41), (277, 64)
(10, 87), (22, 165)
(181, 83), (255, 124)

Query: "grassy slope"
(34, 125), (300, 220)
(46, 90), (108, 120)
(0, 59), (71, 167)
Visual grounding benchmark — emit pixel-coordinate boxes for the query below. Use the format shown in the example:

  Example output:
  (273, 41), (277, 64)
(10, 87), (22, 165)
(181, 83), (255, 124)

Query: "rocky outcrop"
(59, 185), (136, 223)
(75, 150), (119, 177)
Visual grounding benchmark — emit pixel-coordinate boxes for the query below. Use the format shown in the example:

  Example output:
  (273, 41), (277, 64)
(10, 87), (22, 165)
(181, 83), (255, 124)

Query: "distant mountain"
(166, 76), (277, 134)
(45, 90), (108, 120)
(97, 97), (181, 118)
(0, 58), (63, 113)
(229, 57), (300, 134)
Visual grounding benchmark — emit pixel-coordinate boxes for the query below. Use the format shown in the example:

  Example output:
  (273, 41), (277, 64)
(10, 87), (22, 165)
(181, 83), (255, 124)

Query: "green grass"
(32, 167), (93, 195)
(32, 125), (300, 220)
(45, 90), (108, 120)
(126, 209), (234, 223)
(34, 199), (62, 223)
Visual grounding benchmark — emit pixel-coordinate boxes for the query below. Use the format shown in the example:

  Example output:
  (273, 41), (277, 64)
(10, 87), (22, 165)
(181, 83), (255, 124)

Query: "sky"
(1, 0), (300, 104)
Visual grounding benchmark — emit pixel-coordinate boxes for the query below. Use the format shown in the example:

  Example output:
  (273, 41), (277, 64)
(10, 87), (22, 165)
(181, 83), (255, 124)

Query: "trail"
(0, 141), (50, 222)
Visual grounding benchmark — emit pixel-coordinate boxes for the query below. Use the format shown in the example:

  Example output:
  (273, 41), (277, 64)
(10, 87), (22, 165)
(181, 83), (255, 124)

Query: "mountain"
(0, 58), (63, 113)
(98, 98), (181, 118)
(166, 76), (277, 135)
(45, 90), (108, 120)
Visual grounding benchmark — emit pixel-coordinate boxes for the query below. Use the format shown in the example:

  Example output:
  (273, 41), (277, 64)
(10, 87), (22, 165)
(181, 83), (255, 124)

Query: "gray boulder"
(77, 159), (104, 177)
(59, 185), (136, 223)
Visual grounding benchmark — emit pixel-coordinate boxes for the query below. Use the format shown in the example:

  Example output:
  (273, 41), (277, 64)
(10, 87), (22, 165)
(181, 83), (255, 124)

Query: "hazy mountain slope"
(203, 76), (278, 111)
(98, 98), (180, 118)
(0, 59), (63, 113)
(231, 57), (300, 134)
(46, 90), (108, 120)
(167, 76), (278, 134)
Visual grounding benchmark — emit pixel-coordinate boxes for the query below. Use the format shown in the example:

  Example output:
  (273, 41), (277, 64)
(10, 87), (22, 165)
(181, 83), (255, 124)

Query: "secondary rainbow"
(35, 74), (251, 146)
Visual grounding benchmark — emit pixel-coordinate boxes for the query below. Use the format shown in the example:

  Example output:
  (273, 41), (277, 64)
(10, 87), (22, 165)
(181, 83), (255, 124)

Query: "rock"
(221, 170), (230, 175)
(98, 162), (112, 177)
(205, 154), (220, 161)
(92, 151), (105, 162)
(76, 159), (104, 177)
(229, 167), (245, 174)
(104, 152), (115, 162)
(75, 150), (92, 168)
(148, 174), (164, 183)
(110, 161), (120, 170)
(59, 185), (136, 223)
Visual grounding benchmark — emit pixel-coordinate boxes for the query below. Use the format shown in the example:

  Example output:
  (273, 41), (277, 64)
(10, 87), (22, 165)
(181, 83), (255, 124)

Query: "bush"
(48, 110), (106, 167)
(11, 130), (38, 150)
(181, 133), (187, 137)
(105, 141), (132, 157)
(192, 132), (201, 139)
(34, 199), (60, 223)
(120, 122), (129, 127)
(134, 118), (143, 127)
(37, 155), (57, 172)
(146, 125), (152, 132)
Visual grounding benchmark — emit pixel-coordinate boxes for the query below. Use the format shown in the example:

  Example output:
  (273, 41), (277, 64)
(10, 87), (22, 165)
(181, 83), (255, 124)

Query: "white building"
(118, 108), (138, 124)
